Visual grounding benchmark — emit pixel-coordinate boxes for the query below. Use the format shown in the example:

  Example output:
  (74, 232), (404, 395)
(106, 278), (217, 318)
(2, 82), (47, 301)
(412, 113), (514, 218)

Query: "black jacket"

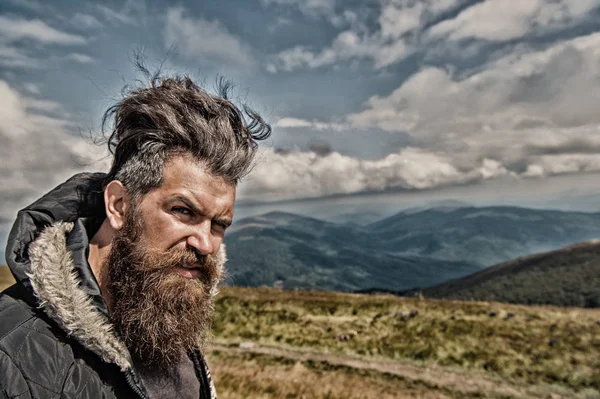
(0, 173), (217, 398)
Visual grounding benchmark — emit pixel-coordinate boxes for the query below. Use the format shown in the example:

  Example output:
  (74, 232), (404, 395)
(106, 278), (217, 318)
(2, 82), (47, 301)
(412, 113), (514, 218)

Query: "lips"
(174, 265), (202, 279)
(174, 261), (203, 279)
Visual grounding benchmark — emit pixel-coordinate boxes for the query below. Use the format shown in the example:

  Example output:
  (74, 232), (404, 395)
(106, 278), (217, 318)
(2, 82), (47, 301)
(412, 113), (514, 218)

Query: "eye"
(212, 220), (228, 233)
(172, 206), (192, 216)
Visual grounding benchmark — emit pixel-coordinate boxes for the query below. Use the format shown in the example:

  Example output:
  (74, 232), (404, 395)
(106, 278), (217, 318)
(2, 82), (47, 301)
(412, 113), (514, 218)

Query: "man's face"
(107, 155), (236, 367)
(133, 154), (235, 267)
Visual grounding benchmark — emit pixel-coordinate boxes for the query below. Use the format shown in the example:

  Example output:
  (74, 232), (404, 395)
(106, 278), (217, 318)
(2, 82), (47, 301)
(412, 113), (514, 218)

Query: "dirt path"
(211, 342), (571, 399)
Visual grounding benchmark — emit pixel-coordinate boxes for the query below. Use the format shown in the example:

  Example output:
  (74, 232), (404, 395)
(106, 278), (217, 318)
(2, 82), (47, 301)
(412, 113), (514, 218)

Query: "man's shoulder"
(0, 283), (75, 353)
(0, 284), (81, 396)
(0, 285), (126, 399)
(0, 284), (39, 340)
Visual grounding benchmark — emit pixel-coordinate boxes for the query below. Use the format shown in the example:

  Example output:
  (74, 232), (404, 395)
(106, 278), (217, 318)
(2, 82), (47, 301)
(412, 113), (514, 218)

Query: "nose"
(186, 221), (215, 255)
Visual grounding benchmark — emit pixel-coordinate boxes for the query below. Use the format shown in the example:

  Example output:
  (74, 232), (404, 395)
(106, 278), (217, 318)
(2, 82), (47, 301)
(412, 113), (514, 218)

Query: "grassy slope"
(418, 240), (600, 307)
(211, 287), (600, 398)
(4, 268), (599, 397)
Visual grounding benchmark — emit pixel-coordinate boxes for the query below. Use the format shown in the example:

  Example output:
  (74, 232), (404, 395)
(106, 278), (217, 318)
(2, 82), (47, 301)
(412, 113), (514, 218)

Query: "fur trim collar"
(27, 222), (132, 371)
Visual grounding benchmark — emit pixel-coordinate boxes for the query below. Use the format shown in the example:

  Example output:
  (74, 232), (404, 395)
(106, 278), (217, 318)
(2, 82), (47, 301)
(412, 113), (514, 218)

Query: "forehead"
(155, 155), (236, 209)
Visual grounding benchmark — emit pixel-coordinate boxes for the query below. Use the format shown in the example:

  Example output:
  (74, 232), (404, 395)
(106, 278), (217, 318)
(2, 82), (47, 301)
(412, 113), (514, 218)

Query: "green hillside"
(418, 240), (600, 307)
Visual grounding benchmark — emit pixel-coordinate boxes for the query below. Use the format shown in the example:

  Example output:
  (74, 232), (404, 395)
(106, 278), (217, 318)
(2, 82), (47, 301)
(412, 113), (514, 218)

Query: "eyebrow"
(171, 195), (232, 228)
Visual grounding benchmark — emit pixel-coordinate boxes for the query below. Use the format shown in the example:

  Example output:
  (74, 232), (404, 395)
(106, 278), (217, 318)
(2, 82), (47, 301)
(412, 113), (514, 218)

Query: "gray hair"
(101, 73), (271, 199)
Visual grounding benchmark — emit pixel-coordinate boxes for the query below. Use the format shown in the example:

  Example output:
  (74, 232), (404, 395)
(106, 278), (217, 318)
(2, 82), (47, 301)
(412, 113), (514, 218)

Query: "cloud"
(275, 117), (312, 128)
(0, 14), (89, 69)
(66, 53), (94, 64)
(268, 30), (410, 71)
(0, 47), (94, 69)
(96, 0), (145, 26)
(97, 6), (136, 25)
(379, 2), (424, 40)
(308, 138), (332, 156)
(274, 117), (345, 131)
(0, 16), (86, 45)
(240, 146), (513, 201)
(346, 31), (600, 179)
(267, 0), (465, 71)
(349, 32), (600, 133)
(0, 45), (39, 68)
(249, 29), (600, 200)
(165, 7), (256, 69)
(267, 0), (600, 72)
(0, 80), (107, 220)
(429, 0), (599, 42)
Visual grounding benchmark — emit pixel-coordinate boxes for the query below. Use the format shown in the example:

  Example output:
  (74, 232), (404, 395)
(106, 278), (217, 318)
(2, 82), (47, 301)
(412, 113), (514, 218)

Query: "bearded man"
(0, 74), (270, 398)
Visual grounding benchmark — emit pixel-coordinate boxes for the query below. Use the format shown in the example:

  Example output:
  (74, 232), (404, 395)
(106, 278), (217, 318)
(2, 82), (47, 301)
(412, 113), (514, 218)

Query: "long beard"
(107, 210), (225, 368)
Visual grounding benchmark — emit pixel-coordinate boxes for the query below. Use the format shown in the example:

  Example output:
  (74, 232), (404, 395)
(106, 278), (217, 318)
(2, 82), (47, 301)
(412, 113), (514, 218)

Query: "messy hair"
(101, 70), (271, 198)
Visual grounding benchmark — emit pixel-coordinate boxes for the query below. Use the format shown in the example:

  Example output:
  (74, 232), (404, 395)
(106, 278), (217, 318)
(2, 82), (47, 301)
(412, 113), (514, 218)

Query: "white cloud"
(379, 2), (424, 40)
(274, 117), (345, 131)
(275, 117), (313, 128)
(240, 146), (515, 200)
(345, 31), (600, 180)
(350, 32), (600, 133)
(250, 29), (600, 200)
(268, 0), (599, 72)
(429, 0), (600, 42)
(269, 29), (411, 71)
(0, 16), (86, 45)
(66, 53), (94, 64)
(0, 80), (107, 219)
(267, 0), (465, 71)
(165, 7), (256, 69)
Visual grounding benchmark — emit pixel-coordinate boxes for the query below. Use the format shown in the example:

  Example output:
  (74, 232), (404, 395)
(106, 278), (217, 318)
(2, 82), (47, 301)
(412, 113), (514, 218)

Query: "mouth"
(173, 261), (202, 279)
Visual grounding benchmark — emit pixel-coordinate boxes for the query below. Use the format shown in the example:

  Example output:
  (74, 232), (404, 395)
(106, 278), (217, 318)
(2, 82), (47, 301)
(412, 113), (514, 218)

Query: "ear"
(104, 180), (130, 231)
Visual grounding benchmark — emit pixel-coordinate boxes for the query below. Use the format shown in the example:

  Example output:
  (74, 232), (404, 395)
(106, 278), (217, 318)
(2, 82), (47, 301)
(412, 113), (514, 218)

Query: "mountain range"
(223, 206), (600, 292)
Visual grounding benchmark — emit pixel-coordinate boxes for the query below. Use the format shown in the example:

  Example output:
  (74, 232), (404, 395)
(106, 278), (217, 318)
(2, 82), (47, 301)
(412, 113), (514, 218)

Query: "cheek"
(141, 213), (186, 248)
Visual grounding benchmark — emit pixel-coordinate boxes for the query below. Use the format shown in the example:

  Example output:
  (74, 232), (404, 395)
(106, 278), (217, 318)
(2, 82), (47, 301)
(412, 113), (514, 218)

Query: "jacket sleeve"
(0, 350), (31, 399)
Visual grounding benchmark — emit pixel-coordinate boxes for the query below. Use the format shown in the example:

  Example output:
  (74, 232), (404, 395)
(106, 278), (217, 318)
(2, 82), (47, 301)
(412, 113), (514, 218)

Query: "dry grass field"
(209, 287), (600, 399)
(2, 268), (599, 398)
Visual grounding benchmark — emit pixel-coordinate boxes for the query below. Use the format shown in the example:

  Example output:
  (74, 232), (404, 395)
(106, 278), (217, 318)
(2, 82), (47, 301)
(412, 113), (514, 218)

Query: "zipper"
(191, 351), (213, 399)
(125, 368), (148, 399)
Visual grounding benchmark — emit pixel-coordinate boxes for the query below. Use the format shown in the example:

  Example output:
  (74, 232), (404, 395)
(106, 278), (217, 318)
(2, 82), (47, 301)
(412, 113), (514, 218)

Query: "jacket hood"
(4, 173), (134, 370)
(6, 172), (106, 290)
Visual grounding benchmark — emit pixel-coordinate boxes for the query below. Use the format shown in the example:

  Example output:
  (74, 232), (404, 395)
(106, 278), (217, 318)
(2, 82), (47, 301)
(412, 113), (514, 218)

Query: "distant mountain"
(224, 211), (480, 292)
(368, 206), (600, 266)
(415, 240), (600, 308)
(224, 206), (600, 292)
(394, 200), (473, 215)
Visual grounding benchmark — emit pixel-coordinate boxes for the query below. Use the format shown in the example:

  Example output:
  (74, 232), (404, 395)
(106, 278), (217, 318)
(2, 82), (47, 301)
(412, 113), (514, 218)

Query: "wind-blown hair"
(101, 73), (271, 198)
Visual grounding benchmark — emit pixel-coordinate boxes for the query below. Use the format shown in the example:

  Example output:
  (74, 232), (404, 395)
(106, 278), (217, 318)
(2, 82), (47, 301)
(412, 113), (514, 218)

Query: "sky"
(2, 0), (600, 238)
